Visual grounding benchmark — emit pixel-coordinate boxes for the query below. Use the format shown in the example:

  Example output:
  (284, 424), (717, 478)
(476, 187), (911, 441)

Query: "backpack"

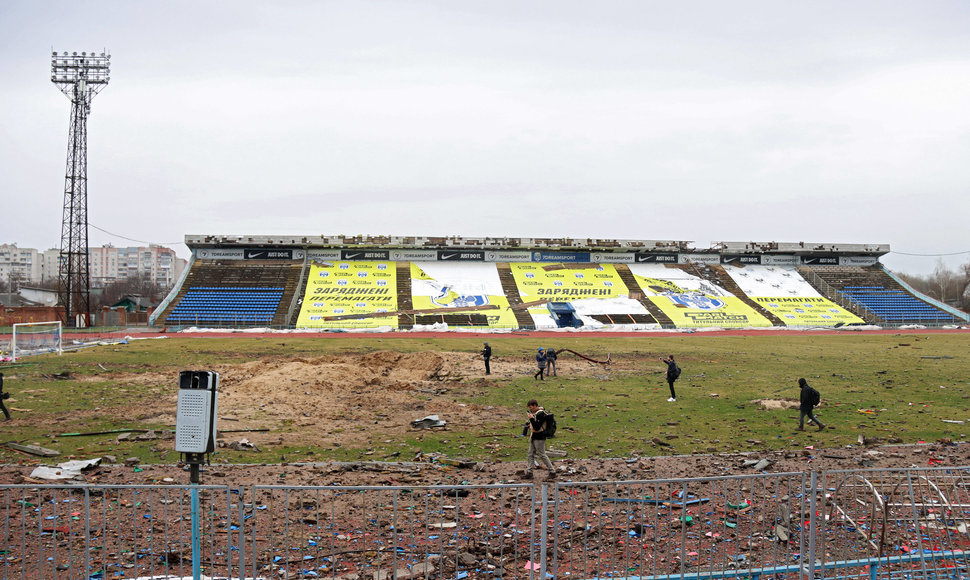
(808, 387), (821, 407)
(672, 364), (682, 380)
(544, 413), (557, 438)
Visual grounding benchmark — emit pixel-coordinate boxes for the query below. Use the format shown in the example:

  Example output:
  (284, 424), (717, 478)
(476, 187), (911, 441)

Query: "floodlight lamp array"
(50, 50), (111, 85)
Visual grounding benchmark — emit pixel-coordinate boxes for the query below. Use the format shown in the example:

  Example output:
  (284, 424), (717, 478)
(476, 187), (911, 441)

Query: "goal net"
(12, 321), (63, 361)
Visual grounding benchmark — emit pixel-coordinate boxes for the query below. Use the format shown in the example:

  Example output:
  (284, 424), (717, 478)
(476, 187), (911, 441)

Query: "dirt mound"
(753, 398), (799, 410)
(195, 350), (515, 448)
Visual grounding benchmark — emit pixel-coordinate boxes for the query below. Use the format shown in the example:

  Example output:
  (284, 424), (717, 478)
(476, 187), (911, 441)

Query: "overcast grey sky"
(2, 1), (968, 275)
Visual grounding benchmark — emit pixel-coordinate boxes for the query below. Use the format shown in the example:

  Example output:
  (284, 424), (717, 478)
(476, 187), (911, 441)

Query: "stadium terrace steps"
(158, 258), (959, 330)
(689, 263), (786, 326)
(396, 262), (414, 329)
(804, 266), (956, 324)
(795, 266), (880, 323)
(159, 259), (300, 328)
(496, 262), (538, 329)
(613, 264), (670, 327)
(274, 263), (306, 326)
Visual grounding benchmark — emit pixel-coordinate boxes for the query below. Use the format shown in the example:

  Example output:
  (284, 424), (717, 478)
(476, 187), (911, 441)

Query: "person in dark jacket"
(0, 373), (10, 421)
(481, 342), (492, 375)
(661, 355), (679, 402)
(798, 377), (825, 431)
(545, 347), (558, 377)
(534, 348), (546, 380)
(523, 399), (555, 479)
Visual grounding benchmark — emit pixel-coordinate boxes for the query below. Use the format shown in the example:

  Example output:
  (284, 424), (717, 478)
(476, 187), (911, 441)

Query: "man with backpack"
(534, 348), (547, 380)
(798, 378), (825, 431)
(524, 398), (556, 479)
(662, 355), (681, 402)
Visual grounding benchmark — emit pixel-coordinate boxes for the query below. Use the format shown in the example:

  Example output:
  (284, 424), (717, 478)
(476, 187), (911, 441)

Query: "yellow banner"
(510, 263), (630, 306)
(632, 273), (772, 328)
(409, 263), (518, 328)
(751, 297), (864, 326)
(296, 261), (398, 329)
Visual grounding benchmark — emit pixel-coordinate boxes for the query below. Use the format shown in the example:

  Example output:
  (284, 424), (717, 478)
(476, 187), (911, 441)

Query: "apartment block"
(1, 243), (185, 288)
(88, 245), (186, 287)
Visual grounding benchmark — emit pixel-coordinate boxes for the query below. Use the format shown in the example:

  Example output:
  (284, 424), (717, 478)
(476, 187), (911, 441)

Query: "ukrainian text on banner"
(510, 263), (630, 312)
(410, 263), (518, 328)
(296, 261), (398, 329)
(630, 269), (772, 328)
(752, 297), (864, 326)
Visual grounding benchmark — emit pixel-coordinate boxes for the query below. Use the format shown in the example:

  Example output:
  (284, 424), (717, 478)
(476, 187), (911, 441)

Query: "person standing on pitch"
(524, 399), (556, 479)
(481, 342), (492, 375)
(0, 373), (10, 421)
(534, 348), (547, 380)
(545, 347), (558, 377)
(661, 355), (680, 402)
(798, 378), (825, 431)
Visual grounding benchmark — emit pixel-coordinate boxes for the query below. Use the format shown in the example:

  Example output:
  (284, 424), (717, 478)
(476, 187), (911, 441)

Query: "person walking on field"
(481, 342), (492, 375)
(545, 347), (558, 377)
(662, 355), (680, 402)
(798, 378), (826, 431)
(524, 399), (556, 479)
(534, 348), (547, 380)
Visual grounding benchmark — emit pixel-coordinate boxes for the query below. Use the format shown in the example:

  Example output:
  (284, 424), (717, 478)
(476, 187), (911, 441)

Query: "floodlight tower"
(51, 50), (110, 327)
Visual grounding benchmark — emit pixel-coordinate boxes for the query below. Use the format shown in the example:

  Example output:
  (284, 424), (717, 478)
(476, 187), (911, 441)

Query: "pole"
(189, 458), (202, 580)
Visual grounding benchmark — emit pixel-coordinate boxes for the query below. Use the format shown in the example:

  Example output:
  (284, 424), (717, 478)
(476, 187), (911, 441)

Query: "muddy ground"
(0, 440), (964, 487)
(1, 348), (966, 486)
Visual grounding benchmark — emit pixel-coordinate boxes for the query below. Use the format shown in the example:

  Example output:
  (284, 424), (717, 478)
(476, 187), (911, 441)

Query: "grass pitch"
(0, 331), (967, 465)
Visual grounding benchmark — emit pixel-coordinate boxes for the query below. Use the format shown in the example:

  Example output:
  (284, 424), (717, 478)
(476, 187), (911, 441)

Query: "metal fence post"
(808, 471), (818, 579)
(237, 487), (246, 579)
(84, 487), (92, 578)
(540, 483), (549, 580)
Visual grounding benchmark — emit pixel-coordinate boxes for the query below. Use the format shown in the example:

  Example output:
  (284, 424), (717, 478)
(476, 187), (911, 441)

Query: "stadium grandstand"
(150, 235), (968, 330)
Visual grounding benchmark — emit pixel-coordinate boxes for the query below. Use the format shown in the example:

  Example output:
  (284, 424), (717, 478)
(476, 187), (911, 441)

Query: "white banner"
(762, 255), (798, 266)
(679, 254), (720, 265)
(840, 256), (879, 266)
(485, 251), (532, 262)
(307, 250), (342, 260)
(197, 249), (244, 260)
(591, 253), (635, 263)
(390, 250), (438, 261)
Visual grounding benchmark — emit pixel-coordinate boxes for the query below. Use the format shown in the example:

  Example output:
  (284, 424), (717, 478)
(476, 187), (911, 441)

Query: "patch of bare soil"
(753, 398), (799, 410)
(114, 350), (530, 448)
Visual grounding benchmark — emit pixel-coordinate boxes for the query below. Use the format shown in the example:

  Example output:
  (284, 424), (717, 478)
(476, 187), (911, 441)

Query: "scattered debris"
(227, 438), (260, 452)
(4, 442), (60, 457)
(58, 428), (149, 437)
(411, 415), (447, 429)
(29, 457), (101, 480)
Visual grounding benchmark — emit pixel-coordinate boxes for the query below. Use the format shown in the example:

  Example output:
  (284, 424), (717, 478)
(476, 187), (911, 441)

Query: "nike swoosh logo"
(441, 253), (458, 259)
(248, 251), (266, 258)
(345, 252), (363, 259)
(637, 255), (649, 262)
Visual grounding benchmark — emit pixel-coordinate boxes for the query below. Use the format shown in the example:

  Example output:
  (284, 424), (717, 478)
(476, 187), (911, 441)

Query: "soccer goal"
(12, 321), (63, 361)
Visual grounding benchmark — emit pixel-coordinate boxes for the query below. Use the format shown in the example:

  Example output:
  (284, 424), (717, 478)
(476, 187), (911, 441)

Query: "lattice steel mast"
(51, 51), (110, 327)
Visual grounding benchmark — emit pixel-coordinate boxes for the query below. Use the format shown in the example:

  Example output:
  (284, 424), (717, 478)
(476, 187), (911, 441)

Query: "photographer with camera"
(0, 372), (10, 421)
(523, 399), (556, 480)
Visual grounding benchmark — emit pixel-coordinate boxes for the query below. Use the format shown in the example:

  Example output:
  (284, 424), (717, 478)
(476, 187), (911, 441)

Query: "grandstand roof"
(185, 235), (889, 256)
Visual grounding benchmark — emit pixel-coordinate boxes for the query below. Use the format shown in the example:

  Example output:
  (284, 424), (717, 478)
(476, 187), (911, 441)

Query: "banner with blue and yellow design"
(629, 264), (773, 328)
(510, 263), (630, 302)
(410, 262), (519, 328)
(296, 261), (398, 329)
(752, 297), (864, 326)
